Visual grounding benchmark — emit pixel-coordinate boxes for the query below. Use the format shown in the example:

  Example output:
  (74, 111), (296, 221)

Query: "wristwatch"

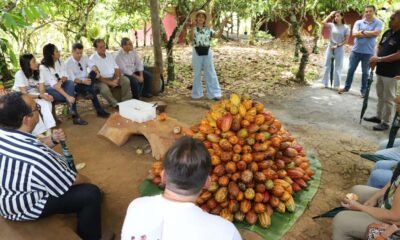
(378, 57), (382, 62)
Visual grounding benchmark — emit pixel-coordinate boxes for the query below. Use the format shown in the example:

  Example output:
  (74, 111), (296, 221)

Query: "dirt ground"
(8, 43), (391, 239)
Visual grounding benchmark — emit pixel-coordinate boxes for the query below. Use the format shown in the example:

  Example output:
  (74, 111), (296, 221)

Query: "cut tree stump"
(98, 113), (190, 160)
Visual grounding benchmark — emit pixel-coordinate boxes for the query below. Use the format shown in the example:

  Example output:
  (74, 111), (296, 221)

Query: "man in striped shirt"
(0, 92), (112, 240)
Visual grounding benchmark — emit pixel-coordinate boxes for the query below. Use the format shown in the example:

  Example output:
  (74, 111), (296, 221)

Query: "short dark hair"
(72, 43), (84, 51)
(365, 5), (376, 12)
(163, 136), (212, 195)
(120, 37), (131, 47)
(93, 39), (105, 48)
(19, 53), (39, 80)
(0, 92), (32, 129)
(41, 43), (56, 68)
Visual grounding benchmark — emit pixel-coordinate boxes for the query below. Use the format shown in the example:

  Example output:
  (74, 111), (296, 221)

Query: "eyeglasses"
(78, 62), (83, 71)
(27, 103), (43, 119)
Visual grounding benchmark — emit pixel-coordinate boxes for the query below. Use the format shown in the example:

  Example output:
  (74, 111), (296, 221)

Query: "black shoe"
(363, 116), (381, 124)
(361, 93), (366, 98)
(338, 88), (348, 94)
(68, 106), (77, 116)
(142, 93), (153, 98)
(73, 117), (88, 125)
(373, 123), (389, 131)
(97, 111), (111, 118)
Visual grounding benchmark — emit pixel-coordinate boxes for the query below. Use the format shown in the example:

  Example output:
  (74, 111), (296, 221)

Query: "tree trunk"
(237, 17), (240, 37)
(291, 19), (308, 83)
(166, 44), (174, 83)
(63, 27), (70, 51)
(135, 31), (139, 48)
(0, 52), (13, 84)
(143, 21), (147, 47)
(249, 17), (256, 45)
(312, 22), (321, 54)
(149, 0), (164, 75)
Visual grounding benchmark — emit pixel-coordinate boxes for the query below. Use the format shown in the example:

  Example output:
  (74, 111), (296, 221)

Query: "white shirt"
(89, 52), (118, 78)
(121, 195), (242, 240)
(39, 60), (68, 87)
(65, 55), (91, 81)
(12, 70), (44, 95)
(115, 49), (144, 76)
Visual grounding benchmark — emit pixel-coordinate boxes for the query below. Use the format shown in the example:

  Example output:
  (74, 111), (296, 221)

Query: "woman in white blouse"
(12, 54), (56, 136)
(40, 43), (87, 125)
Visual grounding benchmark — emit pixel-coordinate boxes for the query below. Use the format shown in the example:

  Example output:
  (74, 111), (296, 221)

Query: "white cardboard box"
(118, 99), (156, 123)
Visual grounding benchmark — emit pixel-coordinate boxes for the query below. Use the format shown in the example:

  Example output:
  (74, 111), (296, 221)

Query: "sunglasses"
(78, 62), (83, 71)
(55, 73), (61, 81)
(27, 103), (43, 119)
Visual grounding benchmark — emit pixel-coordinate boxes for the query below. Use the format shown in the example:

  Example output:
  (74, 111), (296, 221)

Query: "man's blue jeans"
(344, 51), (372, 94)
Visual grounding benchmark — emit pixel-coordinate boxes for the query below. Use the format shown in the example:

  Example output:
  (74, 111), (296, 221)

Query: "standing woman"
(12, 54), (56, 136)
(321, 11), (350, 89)
(40, 43), (87, 125)
(189, 10), (228, 100)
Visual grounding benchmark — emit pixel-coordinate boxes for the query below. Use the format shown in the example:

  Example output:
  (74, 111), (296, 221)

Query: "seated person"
(65, 43), (110, 118)
(333, 162), (400, 240)
(40, 43), (87, 125)
(0, 92), (113, 240)
(121, 136), (241, 240)
(115, 37), (153, 99)
(12, 53), (56, 136)
(89, 39), (132, 108)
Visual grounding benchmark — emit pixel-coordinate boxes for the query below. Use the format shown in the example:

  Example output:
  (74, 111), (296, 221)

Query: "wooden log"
(98, 113), (190, 160)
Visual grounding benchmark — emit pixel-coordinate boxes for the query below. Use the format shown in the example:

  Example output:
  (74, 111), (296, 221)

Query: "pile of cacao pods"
(148, 93), (314, 228)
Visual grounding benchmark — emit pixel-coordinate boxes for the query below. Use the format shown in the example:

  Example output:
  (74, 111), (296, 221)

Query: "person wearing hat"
(189, 10), (229, 101)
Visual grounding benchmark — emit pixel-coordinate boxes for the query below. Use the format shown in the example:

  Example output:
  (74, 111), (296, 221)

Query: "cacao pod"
(231, 172), (241, 182)
(238, 182), (246, 191)
(220, 208), (234, 222)
(228, 135), (239, 145)
(254, 203), (266, 214)
(211, 155), (221, 166)
(236, 161), (247, 171)
(242, 153), (253, 163)
(292, 182), (301, 192)
(249, 162), (259, 172)
(247, 124), (260, 133)
(244, 188), (255, 200)
(233, 144), (242, 154)
(230, 93), (241, 106)
(215, 187), (228, 203)
(258, 212), (271, 228)
(234, 211), (245, 222)
(218, 176), (230, 187)
(255, 184), (266, 193)
(263, 191), (270, 203)
(255, 172), (266, 182)
(276, 201), (286, 213)
(200, 191), (212, 201)
(228, 199), (239, 213)
(270, 196), (280, 208)
(206, 198), (218, 209)
(211, 205), (222, 215)
(207, 134), (221, 143)
(265, 179), (274, 190)
(228, 182), (240, 198)
(225, 161), (237, 174)
(254, 193), (264, 203)
(221, 113), (233, 132)
(272, 185), (285, 197)
(285, 196), (296, 212)
(232, 153), (241, 162)
(280, 191), (291, 202)
(237, 128), (249, 139)
(236, 191), (244, 201)
(245, 211), (258, 225)
(240, 199), (252, 213)
(213, 164), (225, 177)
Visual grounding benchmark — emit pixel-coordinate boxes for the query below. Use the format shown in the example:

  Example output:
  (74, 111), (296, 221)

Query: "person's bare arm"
(361, 185), (400, 223)
(213, 18), (230, 39)
(73, 173), (91, 185)
(133, 71), (144, 82)
(53, 81), (75, 104)
(322, 11), (335, 24)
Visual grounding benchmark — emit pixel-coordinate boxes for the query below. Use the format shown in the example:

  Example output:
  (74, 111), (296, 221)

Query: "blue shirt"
(0, 129), (76, 221)
(352, 18), (383, 55)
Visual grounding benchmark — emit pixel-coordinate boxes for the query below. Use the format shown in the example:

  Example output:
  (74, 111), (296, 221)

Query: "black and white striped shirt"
(0, 129), (76, 221)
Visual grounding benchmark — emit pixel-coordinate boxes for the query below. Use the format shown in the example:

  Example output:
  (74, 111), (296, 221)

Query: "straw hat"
(195, 10), (207, 20)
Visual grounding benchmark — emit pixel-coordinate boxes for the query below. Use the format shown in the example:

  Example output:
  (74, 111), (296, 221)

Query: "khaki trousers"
(96, 76), (132, 107)
(376, 74), (397, 124)
(332, 185), (383, 240)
